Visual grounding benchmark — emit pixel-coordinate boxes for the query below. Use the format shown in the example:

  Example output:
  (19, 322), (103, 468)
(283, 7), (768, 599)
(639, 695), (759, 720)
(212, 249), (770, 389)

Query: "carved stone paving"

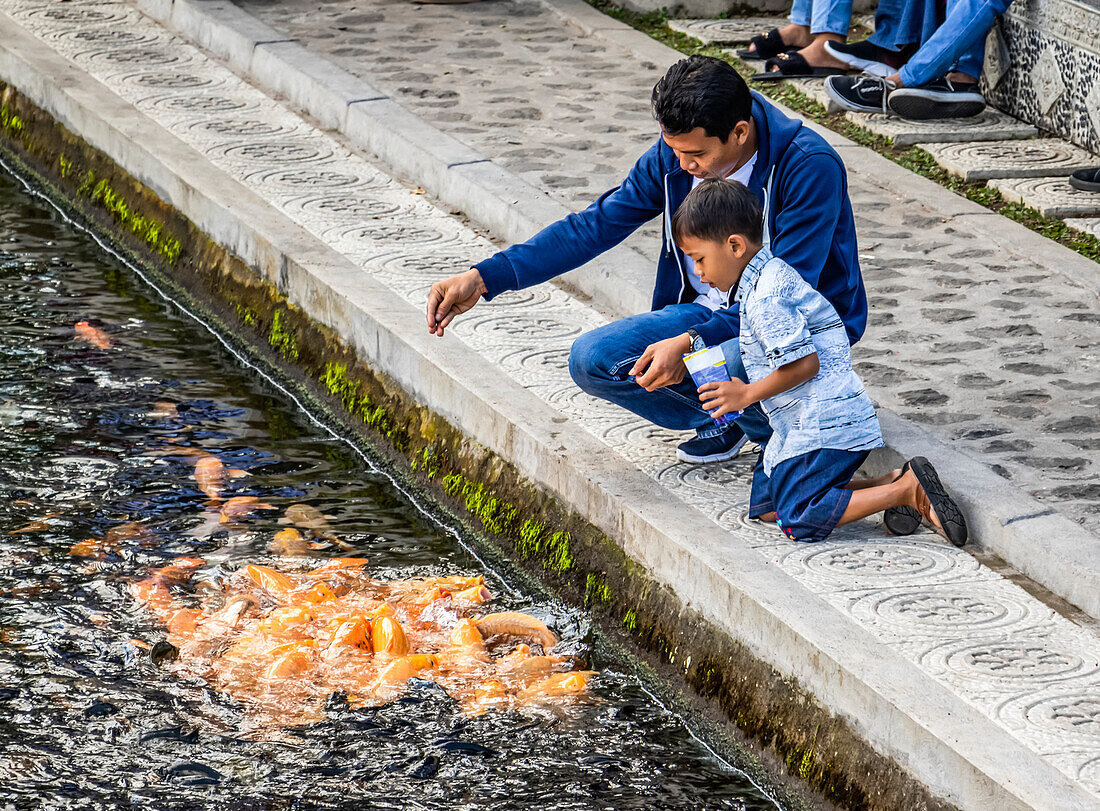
(845, 109), (1038, 146)
(667, 17), (790, 45)
(6, 0), (1099, 794)
(916, 139), (1099, 181)
(988, 176), (1100, 219)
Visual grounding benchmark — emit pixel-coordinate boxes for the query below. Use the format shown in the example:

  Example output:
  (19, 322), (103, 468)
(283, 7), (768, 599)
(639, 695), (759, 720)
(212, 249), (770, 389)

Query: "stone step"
(989, 176), (1100, 218)
(847, 109), (1038, 146)
(916, 138), (1098, 181)
(1066, 217), (1100, 239)
(668, 16), (788, 45)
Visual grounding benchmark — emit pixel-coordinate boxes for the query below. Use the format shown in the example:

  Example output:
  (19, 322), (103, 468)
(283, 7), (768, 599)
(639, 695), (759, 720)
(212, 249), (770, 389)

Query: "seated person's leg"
(568, 303), (720, 432)
(825, 0), (930, 75)
(763, 448), (870, 542)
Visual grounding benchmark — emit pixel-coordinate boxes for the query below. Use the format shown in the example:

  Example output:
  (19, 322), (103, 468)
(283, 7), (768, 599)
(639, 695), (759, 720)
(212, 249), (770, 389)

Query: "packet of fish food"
(682, 345), (743, 426)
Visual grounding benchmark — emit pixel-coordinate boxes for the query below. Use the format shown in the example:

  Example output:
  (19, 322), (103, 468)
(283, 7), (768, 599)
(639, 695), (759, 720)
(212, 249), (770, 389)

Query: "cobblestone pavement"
(9, 2), (1100, 796)
(235, 0), (1100, 534)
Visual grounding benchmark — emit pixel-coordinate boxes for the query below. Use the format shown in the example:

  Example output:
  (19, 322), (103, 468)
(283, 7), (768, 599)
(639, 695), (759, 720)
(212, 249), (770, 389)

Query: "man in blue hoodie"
(426, 56), (866, 464)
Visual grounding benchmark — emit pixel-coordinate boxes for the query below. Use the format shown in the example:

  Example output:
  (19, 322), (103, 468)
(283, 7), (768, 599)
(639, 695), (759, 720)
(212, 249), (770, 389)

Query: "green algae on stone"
(268, 309), (299, 361)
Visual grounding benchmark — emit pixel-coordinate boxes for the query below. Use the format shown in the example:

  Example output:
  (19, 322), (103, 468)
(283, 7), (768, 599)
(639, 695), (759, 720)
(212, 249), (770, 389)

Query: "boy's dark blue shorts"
(748, 448), (870, 542)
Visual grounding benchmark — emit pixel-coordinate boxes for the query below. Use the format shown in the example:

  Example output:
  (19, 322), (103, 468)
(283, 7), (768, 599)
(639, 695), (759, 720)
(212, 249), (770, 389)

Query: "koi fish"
(74, 321), (111, 349)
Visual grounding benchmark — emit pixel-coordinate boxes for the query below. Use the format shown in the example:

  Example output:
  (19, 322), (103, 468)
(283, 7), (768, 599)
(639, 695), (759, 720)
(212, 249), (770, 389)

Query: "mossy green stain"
(235, 303), (258, 327)
(268, 309), (299, 361)
(87, 177), (181, 264)
(585, 572), (612, 606)
(545, 530), (572, 572)
(517, 518), (544, 558)
(622, 608), (637, 631)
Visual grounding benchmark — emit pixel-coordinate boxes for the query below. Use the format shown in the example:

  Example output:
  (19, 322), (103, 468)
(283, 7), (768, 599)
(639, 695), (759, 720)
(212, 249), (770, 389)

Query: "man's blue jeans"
(790, 0), (854, 36)
(871, 0), (1013, 86)
(567, 303), (773, 446)
(898, 0), (1014, 86)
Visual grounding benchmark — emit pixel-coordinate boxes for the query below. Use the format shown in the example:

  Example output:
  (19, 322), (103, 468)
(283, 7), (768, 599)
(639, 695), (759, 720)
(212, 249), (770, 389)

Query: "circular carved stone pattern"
(1019, 692), (1100, 742)
(464, 313), (583, 344)
(125, 72), (221, 91)
(150, 95), (257, 116)
(245, 166), (383, 192)
(218, 140), (333, 165)
(25, 6), (127, 24)
(851, 585), (1044, 638)
(82, 47), (185, 68)
(782, 541), (980, 588)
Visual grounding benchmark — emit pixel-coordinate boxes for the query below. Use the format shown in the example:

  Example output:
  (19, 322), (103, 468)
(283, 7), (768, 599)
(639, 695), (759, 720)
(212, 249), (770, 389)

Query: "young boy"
(672, 179), (967, 545)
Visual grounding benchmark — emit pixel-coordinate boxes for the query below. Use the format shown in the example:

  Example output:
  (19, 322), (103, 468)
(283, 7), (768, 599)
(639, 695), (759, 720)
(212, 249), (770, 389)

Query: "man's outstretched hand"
(630, 333), (691, 391)
(427, 268), (488, 337)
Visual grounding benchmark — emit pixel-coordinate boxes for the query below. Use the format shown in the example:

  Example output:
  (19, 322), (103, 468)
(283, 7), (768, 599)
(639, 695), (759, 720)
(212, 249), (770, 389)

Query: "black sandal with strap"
(752, 51), (848, 81)
(736, 28), (787, 61)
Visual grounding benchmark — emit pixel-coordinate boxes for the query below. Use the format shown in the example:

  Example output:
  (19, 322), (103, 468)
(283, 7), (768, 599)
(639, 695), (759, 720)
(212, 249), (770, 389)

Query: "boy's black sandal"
(736, 28), (787, 60)
(908, 456), (968, 547)
(1070, 168), (1100, 192)
(883, 461), (920, 535)
(752, 52), (848, 81)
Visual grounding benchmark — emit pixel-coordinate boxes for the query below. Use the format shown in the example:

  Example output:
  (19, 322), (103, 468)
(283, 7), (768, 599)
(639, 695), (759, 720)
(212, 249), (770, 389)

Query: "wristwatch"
(686, 328), (706, 352)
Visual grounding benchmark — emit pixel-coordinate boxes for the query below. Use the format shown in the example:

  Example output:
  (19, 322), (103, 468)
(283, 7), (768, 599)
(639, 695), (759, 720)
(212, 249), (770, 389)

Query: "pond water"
(0, 167), (781, 810)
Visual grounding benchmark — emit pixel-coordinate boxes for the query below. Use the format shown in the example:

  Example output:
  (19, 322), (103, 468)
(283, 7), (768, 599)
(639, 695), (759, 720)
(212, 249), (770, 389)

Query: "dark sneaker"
(883, 505), (920, 535)
(677, 428), (749, 464)
(825, 74), (896, 114)
(887, 79), (985, 120)
(824, 40), (912, 78)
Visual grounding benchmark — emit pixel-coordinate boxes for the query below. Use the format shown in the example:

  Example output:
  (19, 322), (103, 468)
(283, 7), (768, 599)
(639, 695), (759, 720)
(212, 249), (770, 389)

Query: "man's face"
(661, 123), (750, 179)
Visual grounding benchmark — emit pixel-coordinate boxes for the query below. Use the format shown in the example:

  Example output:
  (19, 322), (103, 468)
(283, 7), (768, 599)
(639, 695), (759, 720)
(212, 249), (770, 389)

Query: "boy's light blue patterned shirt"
(730, 247), (883, 475)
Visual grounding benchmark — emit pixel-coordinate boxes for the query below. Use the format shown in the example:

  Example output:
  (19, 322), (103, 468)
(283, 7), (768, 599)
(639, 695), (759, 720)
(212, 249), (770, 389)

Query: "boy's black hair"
(671, 178), (764, 245)
(651, 55), (753, 142)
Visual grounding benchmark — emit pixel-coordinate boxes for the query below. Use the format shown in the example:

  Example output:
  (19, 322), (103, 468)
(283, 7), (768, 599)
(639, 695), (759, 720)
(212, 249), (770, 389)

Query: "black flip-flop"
(908, 456), (968, 547)
(1070, 167), (1100, 192)
(883, 461), (920, 535)
(736, 28), (786, 61)
(752, 52), (848, 81)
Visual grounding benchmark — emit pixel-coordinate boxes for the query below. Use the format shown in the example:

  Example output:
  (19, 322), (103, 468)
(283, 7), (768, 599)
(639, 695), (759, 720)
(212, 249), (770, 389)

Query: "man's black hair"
(651, 55), (752, 142)
(671, 178), (764, 245)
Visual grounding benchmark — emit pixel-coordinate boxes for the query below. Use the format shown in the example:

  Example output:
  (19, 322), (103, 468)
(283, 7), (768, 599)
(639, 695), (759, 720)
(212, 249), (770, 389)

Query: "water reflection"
(0, 169), (779, 809)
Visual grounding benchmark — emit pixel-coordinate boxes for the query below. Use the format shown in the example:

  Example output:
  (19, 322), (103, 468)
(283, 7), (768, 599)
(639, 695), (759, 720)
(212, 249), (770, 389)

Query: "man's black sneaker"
(824, 40), (913, 78)
(677, 428), (749, 464)
(887, 79), (985, 120)
(825, 74), (895, 113)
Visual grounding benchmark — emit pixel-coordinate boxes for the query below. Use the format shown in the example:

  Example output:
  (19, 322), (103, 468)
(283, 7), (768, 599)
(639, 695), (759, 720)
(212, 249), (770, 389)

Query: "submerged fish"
(74, 320), (111, 349)
(130, 558), (592, 724)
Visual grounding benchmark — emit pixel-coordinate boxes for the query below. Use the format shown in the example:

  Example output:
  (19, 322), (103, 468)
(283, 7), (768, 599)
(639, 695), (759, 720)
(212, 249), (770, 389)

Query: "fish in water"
(149, 401), (179, 419)
(130, 558), (592, 725)
(74, 320), (111, 349)
(219, 496), (276, 524)
(278, 504), (352, 550)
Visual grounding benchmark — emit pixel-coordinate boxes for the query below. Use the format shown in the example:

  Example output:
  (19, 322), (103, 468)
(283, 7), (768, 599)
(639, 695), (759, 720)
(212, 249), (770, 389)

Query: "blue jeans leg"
(898, 0), (1013, 86)
(792, 0), (852, 35)
(811, 0), (853, 37)
(569, 304), (773, 446)
(569, 304), (721, 435)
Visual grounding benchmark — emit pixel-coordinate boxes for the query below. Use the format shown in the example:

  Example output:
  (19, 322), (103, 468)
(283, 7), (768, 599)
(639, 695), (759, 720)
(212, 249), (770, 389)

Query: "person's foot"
(824, 40), (912, 78)
(825, 74), (896, 113)
(794, 36), (854, 72)
(902, 457), (968, 546)
(887, 78), (985, 120)
(677, 428), (749, 464)
(1069, 167), (1100, 192)
(880, 464), (920, 535)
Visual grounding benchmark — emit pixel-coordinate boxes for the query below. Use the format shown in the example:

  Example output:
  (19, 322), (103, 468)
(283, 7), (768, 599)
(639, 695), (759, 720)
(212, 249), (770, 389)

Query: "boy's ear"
(727, 234), (747, 257)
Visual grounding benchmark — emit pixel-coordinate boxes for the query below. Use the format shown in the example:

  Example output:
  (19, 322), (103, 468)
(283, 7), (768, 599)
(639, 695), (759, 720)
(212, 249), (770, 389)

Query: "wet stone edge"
(0, 81), (959, 811)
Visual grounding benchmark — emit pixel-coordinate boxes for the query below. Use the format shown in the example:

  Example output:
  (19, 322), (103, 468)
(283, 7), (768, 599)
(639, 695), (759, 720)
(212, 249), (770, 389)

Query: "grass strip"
(584, 0), (1100, 263)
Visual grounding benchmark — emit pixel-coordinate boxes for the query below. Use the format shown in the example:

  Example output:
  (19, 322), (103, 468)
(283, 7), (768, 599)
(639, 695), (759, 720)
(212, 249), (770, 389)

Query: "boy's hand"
(699, 379), (754, 418)
(631, 333), (691, 391)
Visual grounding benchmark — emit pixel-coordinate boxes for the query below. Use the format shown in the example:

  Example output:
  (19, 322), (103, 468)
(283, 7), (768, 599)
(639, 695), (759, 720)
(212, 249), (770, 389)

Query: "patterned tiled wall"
(984, 0), (1100, 154)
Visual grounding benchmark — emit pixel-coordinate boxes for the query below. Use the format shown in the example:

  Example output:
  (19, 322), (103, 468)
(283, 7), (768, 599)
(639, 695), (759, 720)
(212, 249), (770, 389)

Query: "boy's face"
(661, 122), (753, 179)
(678, 233), (750, 293)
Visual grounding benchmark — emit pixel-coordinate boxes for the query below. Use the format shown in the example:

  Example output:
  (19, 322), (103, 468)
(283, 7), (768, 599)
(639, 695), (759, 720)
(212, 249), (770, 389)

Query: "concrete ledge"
(4, 6), (1099, 807)
(138, 0), (655, 318)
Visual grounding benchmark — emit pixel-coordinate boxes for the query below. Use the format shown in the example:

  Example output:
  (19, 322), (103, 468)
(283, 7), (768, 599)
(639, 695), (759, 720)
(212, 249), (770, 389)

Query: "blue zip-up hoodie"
(475, 92), (867, 347)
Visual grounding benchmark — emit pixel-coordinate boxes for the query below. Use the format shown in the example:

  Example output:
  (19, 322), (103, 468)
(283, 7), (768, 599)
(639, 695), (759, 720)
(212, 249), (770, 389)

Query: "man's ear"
(732, 120), (752, 147)
(727, 234), (748, 257)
